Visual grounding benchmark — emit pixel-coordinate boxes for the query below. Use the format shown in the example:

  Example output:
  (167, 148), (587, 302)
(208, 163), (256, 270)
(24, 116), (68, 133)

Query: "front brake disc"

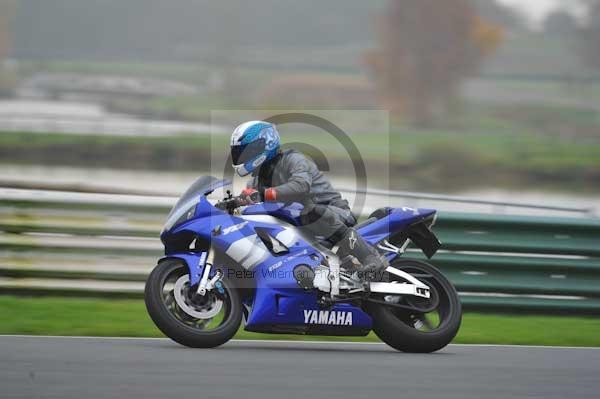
(173, 275), (223, 319)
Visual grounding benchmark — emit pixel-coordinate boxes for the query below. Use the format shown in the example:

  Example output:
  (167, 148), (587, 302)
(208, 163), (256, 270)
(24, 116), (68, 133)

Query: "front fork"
(196, 247), (223, 296)
(160, 245), (223, 295)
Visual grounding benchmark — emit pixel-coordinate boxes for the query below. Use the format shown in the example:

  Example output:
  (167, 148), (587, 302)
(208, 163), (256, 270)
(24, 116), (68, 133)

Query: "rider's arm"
(264, 155), (312, 202)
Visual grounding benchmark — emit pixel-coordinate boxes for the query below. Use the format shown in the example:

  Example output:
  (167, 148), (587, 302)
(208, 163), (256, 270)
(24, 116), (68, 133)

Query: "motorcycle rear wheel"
(366, 259), (462, 353)
(145, 258), (242, 348)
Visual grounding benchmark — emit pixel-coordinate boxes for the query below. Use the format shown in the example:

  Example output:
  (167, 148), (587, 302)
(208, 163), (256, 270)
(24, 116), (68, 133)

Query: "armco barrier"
(1, 188), (599, 314)
(426, 213), (600, 313)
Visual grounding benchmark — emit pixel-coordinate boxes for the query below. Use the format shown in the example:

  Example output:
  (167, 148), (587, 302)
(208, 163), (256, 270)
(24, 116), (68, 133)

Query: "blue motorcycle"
(145, 176), (462, 352)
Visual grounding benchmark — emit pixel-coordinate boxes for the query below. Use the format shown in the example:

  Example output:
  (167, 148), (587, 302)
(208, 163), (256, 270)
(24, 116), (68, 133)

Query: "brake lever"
(216, 196), (245, 214)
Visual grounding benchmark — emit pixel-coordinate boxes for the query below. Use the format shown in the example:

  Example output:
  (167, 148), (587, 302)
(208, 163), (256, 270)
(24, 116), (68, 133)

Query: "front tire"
(366, 259), (462, 353)
(145, 258), (242, 348)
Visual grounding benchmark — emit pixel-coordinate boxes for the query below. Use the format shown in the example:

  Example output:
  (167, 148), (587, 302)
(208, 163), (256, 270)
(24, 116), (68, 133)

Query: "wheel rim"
(173, 275), (223, 319)
(160, 266), (233, 332)
(383, 265), (454, 333)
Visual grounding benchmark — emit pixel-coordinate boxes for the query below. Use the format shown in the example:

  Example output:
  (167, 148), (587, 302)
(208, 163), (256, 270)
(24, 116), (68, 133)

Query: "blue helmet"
(230, 121), (281, 177)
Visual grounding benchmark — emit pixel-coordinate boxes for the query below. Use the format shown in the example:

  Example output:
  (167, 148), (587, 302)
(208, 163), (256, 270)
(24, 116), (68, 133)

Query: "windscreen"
(166, 176), (228, 220)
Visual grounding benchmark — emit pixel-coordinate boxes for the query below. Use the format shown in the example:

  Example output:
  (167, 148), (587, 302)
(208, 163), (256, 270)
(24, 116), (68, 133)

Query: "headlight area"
(162, 231), (209, 253)
(161, 200), (210, 253)
(163, 199), (199, 232)
(173, 205), (196, 228)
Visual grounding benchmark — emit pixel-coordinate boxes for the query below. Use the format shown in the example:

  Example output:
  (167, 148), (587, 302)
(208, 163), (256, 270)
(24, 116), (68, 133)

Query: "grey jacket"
(247, 149), (349, 208)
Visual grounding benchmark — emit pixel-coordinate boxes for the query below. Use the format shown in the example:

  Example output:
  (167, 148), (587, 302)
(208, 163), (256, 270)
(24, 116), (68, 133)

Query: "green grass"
(2, 126), (600, 191)
(2, 126), (599, 169)
(2, 295), (600, 347)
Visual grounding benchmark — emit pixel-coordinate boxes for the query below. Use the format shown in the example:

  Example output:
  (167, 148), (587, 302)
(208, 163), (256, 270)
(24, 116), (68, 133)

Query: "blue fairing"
(247, 255), (372, 328)
(159, 251), (207, 286)
(359, 207), (436, 245)
(160, 177), (436, 335)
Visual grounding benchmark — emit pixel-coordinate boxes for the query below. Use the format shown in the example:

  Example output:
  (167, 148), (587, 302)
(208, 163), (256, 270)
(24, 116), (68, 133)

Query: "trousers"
(299, 201), (356, 245)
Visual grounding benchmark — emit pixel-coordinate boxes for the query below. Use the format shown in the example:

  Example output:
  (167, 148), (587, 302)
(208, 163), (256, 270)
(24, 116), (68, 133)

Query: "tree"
(471, 0), (527, 33)
(580, 1), (600, 70)
(366, 0), (502, 126)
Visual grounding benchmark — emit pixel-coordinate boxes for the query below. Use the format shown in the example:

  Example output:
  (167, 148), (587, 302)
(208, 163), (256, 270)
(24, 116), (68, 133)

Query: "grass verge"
(2, 295), (600, 347)
(2, 129), (600, 192)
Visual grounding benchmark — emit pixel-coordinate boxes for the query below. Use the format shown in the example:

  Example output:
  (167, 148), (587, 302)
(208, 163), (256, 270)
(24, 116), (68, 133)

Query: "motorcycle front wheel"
(144, 258), (242, 348)
(366, 259), (462, 353)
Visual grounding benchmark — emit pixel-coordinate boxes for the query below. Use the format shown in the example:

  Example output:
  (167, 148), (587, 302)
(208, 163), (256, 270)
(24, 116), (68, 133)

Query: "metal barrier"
(1, 182), (593, 216)
(337, 188), (594, 216)
(425, 213), (600, 313)
(1, 188), (599, 314)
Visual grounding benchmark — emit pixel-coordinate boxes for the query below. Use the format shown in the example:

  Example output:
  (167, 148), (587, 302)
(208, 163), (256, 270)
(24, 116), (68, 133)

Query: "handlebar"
(216, 190), (262, 214)
(215, 196), (244, 213)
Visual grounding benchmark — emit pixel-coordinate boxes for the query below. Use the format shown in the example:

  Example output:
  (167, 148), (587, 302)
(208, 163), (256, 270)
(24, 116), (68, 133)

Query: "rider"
(230, 120), (388, 278)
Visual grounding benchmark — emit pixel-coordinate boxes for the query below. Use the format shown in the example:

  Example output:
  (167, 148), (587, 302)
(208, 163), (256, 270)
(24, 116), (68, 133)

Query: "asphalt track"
(2, 336), (600, 399)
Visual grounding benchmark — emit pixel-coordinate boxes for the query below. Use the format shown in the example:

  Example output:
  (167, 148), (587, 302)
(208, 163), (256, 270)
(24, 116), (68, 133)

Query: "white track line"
(0, 335), (599, 350)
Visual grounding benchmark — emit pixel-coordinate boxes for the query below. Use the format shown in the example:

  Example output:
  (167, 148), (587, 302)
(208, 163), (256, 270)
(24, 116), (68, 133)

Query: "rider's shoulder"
(281, 149), (309, 163)
(280, 149), (320, 173)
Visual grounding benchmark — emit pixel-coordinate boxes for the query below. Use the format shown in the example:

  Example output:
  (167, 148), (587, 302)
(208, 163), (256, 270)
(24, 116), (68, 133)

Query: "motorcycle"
(145, 176), (462, 353)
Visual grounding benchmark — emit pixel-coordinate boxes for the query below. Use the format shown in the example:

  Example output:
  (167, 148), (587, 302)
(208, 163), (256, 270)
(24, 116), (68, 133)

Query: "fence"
(337, 188), (594, 217)
(1, 187), (599, 314)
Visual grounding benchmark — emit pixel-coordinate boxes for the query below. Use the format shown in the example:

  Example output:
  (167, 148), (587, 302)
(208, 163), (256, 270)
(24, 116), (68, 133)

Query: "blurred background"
(0, 0), (599, 207)
(1, 0), (600, 344)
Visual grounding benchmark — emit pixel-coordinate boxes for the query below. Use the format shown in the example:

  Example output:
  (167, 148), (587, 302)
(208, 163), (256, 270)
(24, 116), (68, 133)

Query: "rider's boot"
(334, 228), (389, 281)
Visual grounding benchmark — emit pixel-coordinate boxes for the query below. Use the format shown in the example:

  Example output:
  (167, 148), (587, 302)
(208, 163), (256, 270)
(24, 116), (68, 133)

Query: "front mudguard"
(159, 252), (207, 286)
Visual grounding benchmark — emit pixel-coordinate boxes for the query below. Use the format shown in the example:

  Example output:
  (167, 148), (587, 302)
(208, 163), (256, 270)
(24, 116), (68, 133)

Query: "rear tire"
(366, 259), (462, 353)
(145, 258), (242, 348)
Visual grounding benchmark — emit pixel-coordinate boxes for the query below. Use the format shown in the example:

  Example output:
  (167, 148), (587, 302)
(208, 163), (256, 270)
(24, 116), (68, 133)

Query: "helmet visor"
(231, 138), (266, 166)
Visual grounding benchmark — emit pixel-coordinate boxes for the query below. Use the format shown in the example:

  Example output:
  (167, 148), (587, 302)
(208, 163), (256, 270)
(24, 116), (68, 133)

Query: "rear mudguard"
(391, 219), (441, 259)
(359, 208), (441, 259)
